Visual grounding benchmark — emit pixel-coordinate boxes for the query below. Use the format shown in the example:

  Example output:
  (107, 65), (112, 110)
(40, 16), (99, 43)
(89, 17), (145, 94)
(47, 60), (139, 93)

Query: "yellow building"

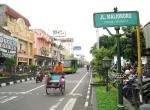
(8, 18), (34, 65)
(1, 4), (34, 65)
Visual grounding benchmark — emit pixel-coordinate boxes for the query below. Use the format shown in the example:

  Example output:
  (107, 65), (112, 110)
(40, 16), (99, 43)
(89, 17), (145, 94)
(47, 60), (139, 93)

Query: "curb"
(0, 77), (35, 87)
(84, 72), (93, 110)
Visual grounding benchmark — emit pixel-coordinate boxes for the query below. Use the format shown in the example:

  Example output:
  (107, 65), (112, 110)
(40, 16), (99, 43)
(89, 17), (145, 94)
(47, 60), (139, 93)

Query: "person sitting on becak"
(53, 62), (64, 75)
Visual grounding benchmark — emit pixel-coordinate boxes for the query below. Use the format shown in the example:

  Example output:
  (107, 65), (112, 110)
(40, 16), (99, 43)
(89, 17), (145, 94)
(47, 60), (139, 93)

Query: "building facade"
(34, 29), (52, 66)
(0, 4), (34, 65)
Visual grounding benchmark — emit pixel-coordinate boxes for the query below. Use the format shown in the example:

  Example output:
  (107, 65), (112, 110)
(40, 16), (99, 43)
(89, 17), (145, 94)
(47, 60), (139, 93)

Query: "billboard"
(59, 38), (74, 43)
(0, 33), (17, 58)
(144, 22), (150, 49)
(53, 30), (66, 37)
(74, 46), (81, 50)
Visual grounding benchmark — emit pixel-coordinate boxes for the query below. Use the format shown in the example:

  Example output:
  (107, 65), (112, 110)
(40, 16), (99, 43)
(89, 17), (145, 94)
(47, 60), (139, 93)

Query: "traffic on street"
(0, 68), (91, 110)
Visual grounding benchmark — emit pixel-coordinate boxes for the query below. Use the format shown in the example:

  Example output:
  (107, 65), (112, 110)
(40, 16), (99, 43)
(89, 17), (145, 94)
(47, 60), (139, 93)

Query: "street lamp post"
(103, 8), (125, 110)
(102, 56), (112, 91)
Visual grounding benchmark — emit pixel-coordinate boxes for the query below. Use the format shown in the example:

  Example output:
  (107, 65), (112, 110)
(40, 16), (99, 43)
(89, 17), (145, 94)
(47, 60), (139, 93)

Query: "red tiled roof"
(3, 4), (31, 27)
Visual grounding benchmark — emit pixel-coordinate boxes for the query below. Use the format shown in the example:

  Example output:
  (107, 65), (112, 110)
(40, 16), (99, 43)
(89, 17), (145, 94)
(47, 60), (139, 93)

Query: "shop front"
(34, 55), (52, 67)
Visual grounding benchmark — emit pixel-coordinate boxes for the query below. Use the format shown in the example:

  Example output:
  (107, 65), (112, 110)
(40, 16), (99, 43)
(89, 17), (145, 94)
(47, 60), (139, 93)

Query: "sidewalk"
(89, 72), (135, 110)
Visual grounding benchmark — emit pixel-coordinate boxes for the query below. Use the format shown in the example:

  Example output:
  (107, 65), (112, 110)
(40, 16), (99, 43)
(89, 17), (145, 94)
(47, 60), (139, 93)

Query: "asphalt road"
(0, 68), (91, 110)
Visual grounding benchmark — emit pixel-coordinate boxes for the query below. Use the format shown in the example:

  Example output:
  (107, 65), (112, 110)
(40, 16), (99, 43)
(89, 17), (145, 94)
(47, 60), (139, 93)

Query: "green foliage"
(99, 35), (116, 48)
(92, 26), (145, 63)
(121, 26), (145, 63)
(51, 42), (56, 47)
(40, 47), (49, 56)
(28, 65), (36, 72)
(90, 43), (97, 54)
(4, 57), (16, 73)
(90, 47), (114, 79)
(43, 66), (47, 71)
(96, 86), (128, 110)
(58, 44), (64, 50)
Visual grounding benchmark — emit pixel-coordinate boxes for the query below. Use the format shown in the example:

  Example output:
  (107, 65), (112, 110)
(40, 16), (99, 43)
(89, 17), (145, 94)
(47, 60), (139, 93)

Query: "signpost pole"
(115, 27), (124, 110)
(136, 26), (143, 103)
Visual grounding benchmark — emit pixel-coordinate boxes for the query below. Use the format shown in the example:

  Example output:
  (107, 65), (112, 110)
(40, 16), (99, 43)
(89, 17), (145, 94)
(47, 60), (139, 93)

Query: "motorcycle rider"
(37, 67), (44, 80)
(87, 65), (90, 72)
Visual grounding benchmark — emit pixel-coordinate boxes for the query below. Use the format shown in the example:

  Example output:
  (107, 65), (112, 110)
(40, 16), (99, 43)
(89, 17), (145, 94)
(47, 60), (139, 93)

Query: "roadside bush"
(29, 65), (36, 73)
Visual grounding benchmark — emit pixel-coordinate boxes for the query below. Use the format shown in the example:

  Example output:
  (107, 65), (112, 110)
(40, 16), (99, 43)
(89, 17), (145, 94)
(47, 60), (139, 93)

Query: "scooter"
(35, 71), (43, 83)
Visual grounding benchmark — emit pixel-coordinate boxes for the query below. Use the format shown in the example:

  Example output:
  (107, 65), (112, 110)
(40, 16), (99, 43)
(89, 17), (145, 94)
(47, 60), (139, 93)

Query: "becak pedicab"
(45, 72), (65, 95)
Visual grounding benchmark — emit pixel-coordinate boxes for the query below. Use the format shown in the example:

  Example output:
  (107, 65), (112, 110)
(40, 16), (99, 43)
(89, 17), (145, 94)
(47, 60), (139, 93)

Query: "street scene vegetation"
(90, 26), (146, 109)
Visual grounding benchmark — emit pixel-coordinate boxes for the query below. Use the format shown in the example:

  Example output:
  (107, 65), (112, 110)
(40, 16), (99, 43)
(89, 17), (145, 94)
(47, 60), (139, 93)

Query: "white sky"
(1, 0), (150, 61)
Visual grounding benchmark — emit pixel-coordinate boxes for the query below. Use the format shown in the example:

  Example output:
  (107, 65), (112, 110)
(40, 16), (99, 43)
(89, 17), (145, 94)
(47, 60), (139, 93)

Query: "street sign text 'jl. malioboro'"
(93, 11), (139, 27)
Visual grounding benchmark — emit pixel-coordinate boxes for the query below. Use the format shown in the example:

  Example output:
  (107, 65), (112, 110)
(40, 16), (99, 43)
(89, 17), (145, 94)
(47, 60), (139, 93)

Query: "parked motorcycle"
(123, 76), (150, 105)
(139, 104), (150, 110)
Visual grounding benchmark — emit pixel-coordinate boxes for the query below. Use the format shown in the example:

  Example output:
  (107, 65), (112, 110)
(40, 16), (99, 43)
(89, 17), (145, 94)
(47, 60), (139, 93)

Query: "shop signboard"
(0, 32), (17, 58)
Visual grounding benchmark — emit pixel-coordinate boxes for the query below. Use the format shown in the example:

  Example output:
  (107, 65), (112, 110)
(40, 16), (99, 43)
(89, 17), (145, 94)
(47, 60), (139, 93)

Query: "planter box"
(0, 74), (34, 84)
(90, 83), (106, 86)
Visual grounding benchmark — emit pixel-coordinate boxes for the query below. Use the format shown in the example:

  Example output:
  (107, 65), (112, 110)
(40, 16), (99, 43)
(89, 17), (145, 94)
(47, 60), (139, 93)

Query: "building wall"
(0, 5), (5, 26)
(7, 18), (34, 65)
(34, 29), (52, 57)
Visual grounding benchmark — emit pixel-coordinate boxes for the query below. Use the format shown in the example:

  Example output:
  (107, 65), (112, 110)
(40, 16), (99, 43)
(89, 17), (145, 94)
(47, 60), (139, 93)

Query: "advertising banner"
(53, 30), (66, 37)
(144, 23), (150, 49)
(59, 38), (74, 43)
(0, 33), (17, 58)
(73, 46), (81, 50)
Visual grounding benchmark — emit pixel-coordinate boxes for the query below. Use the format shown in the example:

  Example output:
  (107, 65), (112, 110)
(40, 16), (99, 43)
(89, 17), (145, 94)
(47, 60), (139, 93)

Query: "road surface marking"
(1, 83), (6, 87)
(86, 95), (89, 99)
(0, 96), (7, 99)
(24, 85), (44, 93)
(65, 80), (84, 83)
(62, 98), (77, 110)
(65, 75), (69, 78)
(13, 96), (24, 102)
(0, 96), (18, 103)
(71, 93), (82, 96)
(49, 102), (61, 110)
(69, 72), (88, 95)
(84, 102), (88, 107)
(0, 92), (26, 94)
(59, 98), (64, 101)
(87, 91), (90, 94)
(24, 80), (35, 83)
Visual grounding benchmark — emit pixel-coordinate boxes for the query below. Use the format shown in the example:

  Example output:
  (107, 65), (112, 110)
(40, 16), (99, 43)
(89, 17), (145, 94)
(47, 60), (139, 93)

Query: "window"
(61, 60), (72, 68)
(20, 44), (22, 50)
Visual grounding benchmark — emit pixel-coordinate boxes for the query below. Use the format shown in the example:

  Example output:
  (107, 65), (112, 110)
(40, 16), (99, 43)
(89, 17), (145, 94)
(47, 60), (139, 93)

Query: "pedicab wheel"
(60, 83), (65, 95)
(36, 78), (38, 83)
(46, 86), (50, 94)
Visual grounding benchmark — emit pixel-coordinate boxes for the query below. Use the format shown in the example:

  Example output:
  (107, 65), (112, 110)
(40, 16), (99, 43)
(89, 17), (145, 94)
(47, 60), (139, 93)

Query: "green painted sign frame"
(93, 11), (140, 27)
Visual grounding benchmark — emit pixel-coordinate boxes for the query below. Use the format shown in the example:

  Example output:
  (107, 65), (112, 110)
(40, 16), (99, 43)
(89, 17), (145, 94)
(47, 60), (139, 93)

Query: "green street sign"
(93, 11), (139, 27)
